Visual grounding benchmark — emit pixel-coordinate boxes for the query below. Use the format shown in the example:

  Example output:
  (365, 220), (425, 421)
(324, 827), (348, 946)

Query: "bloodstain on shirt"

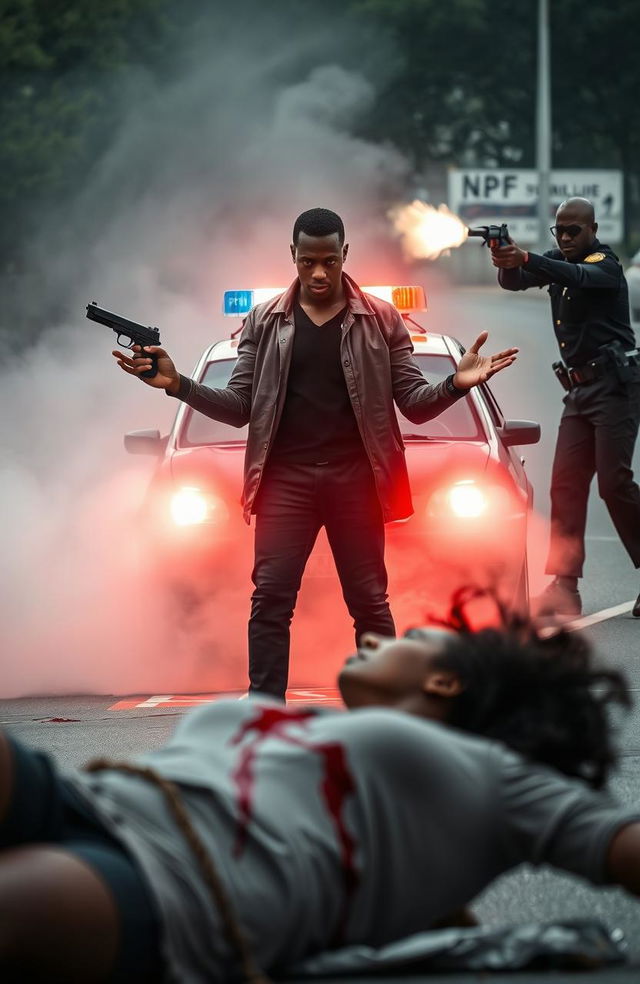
(229, 705), (358, 940)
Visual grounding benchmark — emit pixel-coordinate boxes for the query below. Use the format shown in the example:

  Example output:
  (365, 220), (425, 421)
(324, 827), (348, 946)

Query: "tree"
(0, 0), (182, 267)
(351, 0), (538, 168)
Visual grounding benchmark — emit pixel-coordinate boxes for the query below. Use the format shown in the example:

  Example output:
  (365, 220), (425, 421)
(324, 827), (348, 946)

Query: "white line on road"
(569, 600), (636, 631)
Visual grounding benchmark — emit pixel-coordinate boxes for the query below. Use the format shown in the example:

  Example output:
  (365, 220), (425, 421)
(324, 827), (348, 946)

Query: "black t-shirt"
(270, 301), (365, 464)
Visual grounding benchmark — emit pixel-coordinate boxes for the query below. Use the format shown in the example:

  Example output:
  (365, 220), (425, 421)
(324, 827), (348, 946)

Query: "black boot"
(536, 576), (582, 617)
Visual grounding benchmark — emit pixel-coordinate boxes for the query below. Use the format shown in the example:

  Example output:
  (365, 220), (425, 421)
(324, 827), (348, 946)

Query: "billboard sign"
(448, 169), (623, 244)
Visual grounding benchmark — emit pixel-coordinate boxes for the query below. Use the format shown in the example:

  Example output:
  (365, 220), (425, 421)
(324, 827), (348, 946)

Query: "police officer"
(491, 197), (640, 617)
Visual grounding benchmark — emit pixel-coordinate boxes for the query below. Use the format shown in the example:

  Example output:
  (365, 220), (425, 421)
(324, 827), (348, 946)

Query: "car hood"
(403, 439), (492, 489)
(168, 439), (493, 498)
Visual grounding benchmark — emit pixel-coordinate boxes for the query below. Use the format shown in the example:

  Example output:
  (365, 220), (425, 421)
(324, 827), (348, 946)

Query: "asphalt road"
(2, 285), (640, 981)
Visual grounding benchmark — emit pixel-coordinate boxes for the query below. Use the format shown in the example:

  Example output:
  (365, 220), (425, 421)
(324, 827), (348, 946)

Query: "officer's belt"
(566, 355), (612, 386)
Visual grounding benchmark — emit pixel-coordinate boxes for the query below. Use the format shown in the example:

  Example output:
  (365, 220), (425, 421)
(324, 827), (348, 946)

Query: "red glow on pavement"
(108, 688), (345, 710)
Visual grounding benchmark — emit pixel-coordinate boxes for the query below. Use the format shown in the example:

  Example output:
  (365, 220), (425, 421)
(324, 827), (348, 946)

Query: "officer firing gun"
(485, 195), (640, 619)
(467, 224), (510, 247)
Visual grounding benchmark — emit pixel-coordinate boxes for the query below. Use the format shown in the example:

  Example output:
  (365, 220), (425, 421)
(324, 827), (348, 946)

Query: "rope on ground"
(85, 758), (272, 984)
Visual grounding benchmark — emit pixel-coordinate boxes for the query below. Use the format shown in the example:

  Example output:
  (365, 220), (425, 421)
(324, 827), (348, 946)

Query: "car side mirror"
(124, 429), (166, 455)
(499, 420), (541, 447)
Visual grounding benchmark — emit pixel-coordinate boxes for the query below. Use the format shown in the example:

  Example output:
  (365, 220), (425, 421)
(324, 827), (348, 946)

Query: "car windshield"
(179, 353), (484, 446)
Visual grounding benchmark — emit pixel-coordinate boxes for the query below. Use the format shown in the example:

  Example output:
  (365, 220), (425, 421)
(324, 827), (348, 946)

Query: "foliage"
(0, 0), (183, 263)
(353, 0), (537, 168)
(1, 0), (640, 275)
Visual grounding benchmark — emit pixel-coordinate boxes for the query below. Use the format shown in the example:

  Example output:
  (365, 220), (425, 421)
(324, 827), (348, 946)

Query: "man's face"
(290, 231), (348, 303)
(337, 628), (456, 711)
(552, 205), (597, 261)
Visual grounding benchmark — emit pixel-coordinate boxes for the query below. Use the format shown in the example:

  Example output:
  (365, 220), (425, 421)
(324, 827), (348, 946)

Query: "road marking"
(569, 600), (636, 631)
(110, 693), (235, 710)
(109, 688), (344, 711)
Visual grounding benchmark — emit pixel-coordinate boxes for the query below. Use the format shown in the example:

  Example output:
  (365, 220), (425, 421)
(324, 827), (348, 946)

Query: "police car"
(125, 285), (540, 621)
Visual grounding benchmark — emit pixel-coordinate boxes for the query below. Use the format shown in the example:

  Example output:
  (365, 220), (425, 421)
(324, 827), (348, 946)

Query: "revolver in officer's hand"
(467, 223), (510, 248)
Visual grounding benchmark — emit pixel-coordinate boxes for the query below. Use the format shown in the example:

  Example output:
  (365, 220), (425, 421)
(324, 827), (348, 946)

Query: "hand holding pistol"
(87, 302), (180, 392)
(468, 226), (529, 269)
(467, 224), (510, 248)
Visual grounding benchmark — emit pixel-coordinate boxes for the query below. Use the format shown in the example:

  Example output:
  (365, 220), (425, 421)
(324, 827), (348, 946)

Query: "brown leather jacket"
(173, 274), (462, 523)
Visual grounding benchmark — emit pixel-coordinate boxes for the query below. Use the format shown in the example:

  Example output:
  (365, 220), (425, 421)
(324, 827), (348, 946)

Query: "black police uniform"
(498, 239), (640, 579)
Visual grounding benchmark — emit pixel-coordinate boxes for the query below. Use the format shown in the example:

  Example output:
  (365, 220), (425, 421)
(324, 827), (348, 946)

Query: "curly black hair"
(420, 587), (631, 790)
(292, 207), (345, 245)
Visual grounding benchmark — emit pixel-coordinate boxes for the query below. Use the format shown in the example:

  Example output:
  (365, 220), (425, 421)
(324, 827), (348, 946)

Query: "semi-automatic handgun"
(86, 302), (160, 378)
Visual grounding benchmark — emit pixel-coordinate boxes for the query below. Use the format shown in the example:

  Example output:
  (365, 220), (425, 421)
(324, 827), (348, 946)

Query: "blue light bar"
(223, 284), (426, 317)
(223, 287), (287, 317)
(223, 290), (254, 317)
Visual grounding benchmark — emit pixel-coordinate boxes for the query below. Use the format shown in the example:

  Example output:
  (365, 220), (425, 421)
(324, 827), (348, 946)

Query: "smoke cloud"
(0, 9), (420, 698)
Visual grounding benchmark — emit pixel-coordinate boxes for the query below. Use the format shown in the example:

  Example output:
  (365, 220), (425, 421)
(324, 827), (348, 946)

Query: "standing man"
(491, 197), (640, 617)
(115, 207), (517, 698)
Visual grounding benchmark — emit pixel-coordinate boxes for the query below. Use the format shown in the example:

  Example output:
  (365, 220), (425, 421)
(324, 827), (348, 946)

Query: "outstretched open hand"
(453, 331), (518, 390)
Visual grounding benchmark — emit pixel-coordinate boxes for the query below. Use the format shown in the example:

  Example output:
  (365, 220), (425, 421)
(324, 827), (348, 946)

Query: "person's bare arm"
(606, 821), (640, 895)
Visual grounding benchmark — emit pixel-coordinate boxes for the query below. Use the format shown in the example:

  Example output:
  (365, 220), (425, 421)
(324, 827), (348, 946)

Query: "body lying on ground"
(1, 590), (639, 983)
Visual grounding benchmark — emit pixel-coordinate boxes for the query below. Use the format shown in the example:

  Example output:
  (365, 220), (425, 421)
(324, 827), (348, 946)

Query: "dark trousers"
(249, 455), (395, 699)
(546, 372), (640, 577)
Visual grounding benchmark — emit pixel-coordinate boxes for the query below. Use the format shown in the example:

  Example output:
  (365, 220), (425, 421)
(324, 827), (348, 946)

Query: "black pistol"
(86, 302), (161, 379)
(467, 224), (510, 248)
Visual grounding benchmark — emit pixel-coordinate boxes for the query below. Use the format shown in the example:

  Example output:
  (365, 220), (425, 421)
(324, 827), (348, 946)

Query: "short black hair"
(292, 208), (345, 246)
(414, 587), (631, 789)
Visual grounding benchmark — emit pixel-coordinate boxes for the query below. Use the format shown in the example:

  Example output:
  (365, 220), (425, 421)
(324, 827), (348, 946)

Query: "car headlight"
(445, 480), (488, 518)
(169, 487), (229, 526)
(426, 479), (516, 521)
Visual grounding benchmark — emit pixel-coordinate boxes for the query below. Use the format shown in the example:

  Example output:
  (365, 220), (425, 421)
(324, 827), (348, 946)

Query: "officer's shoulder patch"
(584, 252), (606, 263)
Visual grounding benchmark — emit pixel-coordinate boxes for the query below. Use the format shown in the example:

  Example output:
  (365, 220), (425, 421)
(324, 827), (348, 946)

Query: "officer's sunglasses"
(550, 224), (586, 239)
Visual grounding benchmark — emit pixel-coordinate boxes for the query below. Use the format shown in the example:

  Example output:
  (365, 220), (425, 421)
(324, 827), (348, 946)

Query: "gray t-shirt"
(67, 699), (640, 983)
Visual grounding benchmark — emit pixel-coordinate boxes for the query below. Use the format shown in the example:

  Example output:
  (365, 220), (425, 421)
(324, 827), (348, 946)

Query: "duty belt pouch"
(600, 341), (637, 383)
(552, 361), (572, 391)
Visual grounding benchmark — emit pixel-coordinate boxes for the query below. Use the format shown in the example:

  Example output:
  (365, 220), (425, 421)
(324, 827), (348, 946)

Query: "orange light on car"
(169, 487), (228, 526)
(363, 285), (427, 312)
